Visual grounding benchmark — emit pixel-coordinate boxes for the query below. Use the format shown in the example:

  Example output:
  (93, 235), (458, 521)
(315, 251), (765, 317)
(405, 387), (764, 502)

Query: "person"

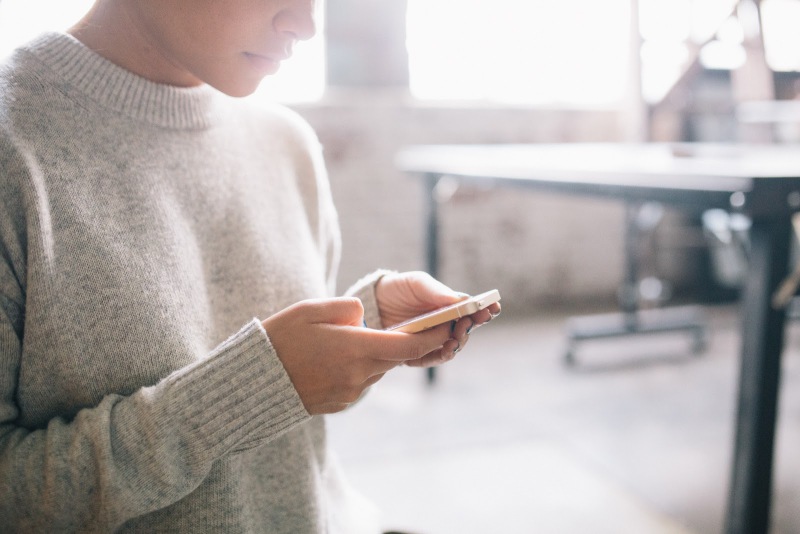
(0, 0), (500, 532)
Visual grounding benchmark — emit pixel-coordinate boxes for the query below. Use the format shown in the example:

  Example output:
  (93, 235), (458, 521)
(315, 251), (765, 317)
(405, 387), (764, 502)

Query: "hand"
(262, 297), (457, 415)
(375, 271), (501, 368)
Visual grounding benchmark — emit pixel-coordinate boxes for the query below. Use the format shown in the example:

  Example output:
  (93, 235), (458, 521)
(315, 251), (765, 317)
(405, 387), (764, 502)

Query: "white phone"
(385, 289), (501, 333)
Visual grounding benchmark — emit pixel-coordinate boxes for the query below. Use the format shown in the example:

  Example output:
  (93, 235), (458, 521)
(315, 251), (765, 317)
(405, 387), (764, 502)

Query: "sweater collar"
(25, 32), (222, 129)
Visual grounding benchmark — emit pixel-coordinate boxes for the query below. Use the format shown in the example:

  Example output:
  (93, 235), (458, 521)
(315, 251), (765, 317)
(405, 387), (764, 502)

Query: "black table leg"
(424, 173), (441, 386)
(725, 216), (792, 534)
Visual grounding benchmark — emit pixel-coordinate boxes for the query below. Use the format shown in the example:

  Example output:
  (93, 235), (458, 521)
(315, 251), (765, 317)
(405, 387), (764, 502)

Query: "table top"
(737, 100), (800, 124)
(396, 142), (800, 217)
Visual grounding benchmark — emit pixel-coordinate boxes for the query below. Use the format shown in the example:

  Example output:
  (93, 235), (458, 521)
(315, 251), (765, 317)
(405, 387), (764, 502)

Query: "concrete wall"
(293, 92), (644, 314)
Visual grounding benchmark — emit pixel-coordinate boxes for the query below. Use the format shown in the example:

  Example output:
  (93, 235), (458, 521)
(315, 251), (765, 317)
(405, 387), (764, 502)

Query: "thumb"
(300, 297), (365, 327)
(372, 321), (456, 362)
(388, 271), (467, 308)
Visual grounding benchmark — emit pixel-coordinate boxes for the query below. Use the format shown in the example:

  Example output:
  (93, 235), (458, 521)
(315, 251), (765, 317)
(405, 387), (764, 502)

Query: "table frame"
(398, 143), (800, 534)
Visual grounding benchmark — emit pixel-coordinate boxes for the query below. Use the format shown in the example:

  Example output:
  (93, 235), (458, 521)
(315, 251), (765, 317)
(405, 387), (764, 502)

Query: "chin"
(225, 87), (259, 98)
(211, 80), (261, 98)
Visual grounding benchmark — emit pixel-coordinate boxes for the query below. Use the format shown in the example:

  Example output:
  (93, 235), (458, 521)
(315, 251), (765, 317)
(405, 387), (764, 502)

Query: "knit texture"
(0, 33), (381, 533)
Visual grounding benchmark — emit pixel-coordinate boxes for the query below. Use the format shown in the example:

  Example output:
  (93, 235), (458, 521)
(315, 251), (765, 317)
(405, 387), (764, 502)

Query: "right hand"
(261, 297), (456, 414)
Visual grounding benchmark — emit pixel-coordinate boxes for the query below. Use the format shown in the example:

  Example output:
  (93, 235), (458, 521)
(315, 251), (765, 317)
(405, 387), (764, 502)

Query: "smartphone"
(385, 289), (501, 333)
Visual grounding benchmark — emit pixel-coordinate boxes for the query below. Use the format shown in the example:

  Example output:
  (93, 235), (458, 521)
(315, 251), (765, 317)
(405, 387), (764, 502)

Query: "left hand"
(375, 271), (501, 368)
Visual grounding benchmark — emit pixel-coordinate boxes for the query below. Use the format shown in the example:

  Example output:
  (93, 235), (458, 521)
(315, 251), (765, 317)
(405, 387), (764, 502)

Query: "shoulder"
(0, 37), (68, 151)
(225, 98), (321, 153)
(0, 47), (53, 234)
(0, 35), (62, 111)
(0, 54), (30, 194)
(0, 42), (51, 180)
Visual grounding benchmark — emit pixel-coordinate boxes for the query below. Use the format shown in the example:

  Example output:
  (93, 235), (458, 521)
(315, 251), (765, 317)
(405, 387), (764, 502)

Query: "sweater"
(0, 32), (382, 533)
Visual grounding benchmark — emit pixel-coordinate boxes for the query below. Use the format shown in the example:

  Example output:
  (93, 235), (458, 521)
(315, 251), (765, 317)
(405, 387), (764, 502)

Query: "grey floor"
(327, 304), (800, 534)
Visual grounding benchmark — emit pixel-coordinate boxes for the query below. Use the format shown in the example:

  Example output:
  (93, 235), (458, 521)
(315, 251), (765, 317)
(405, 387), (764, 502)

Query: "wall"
(293, 92), (641, 314)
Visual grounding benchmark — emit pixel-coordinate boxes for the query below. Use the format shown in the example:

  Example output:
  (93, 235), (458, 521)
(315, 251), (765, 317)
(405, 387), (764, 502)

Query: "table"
(737, 100), (800, 144)
(396, 142), (800, 534)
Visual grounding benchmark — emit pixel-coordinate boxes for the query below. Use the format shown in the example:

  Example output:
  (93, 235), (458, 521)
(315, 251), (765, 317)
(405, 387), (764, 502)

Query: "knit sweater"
(0, 32), (382, 533)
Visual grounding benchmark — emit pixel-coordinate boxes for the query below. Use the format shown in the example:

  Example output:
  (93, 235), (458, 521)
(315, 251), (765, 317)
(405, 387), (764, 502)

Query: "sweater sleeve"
(345, 269), (397, 329)
(0, 142), (310, 530)
(0, 315), (310, 531)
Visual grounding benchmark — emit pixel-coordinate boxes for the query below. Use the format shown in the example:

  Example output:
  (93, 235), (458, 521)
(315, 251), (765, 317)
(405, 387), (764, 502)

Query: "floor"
(327, 303), (800, 534)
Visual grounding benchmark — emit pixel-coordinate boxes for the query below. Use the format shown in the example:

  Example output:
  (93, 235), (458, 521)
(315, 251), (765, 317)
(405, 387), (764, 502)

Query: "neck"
(68, 0), (201, 88)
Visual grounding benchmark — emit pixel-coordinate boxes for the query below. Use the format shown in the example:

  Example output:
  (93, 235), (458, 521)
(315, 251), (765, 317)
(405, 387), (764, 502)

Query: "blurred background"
(3, 0), (799, 532)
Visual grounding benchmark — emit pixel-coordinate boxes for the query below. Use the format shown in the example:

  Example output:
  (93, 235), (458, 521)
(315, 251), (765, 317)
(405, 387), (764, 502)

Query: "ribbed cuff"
(345, 269), (396, 329)
(155, 319), (309, 461)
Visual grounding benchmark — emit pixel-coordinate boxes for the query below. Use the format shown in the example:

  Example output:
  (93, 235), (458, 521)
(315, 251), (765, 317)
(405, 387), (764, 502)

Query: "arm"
(0, 139), (307, 529)
(0, 308), (308, 531)
(1, 136), (309, 530)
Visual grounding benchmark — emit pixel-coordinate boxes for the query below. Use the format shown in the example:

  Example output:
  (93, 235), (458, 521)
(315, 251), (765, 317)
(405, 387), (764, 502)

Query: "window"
(405, 0), (632, 107)
(0, 0), (94, 59)
(637, 0), (741, 102)
(4, 0), (797, 108)
(761, 0), (800, 72)
(406, 0), (800, 107)
(638, 0), (800, 102)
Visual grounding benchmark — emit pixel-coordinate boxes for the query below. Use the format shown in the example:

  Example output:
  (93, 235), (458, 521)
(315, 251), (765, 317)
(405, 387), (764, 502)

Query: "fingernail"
(466, 318), (476, 334)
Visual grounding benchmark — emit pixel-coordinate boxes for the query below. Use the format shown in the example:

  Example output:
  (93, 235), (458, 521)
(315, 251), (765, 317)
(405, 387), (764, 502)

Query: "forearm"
(0, 320), (309, 531)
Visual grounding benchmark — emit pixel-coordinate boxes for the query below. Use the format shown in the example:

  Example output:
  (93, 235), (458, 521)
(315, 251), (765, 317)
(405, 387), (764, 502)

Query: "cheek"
(180, 16), (242, 57)
(163, 5), (276, 94)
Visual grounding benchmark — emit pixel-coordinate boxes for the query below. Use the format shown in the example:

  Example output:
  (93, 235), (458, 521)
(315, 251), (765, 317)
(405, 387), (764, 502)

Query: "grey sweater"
(0, 32), (382, 533)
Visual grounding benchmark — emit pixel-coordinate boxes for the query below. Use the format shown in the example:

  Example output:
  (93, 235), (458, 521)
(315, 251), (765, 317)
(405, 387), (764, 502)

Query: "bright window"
(0, 0), (94, 58)
(761, 0), (800, 72)
(4, 1), (798, 108)
(407, 0), (800, 107)
(405, 0), (632, 107)
(638, 0), (800, 102)
(637, 0), (741, 102)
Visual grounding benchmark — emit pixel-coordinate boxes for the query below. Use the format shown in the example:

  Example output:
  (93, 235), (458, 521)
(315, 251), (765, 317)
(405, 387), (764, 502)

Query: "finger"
(315, 402), (353, 414)
(388, 271), (467, 308)
(362, 372), (385, 388)
(451, 316), (472, 350)
(461, 309), (491, 331)
(487, 302), (502, 317)
(361, 321), (454, 363)
(404, 341), (459, 368)
(411, 272), (467, 307)
(294, 297), (365, 326)
(466, 303), (502, 330)
(413, 321), (468, 360)
(361, 353), (405, 378)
